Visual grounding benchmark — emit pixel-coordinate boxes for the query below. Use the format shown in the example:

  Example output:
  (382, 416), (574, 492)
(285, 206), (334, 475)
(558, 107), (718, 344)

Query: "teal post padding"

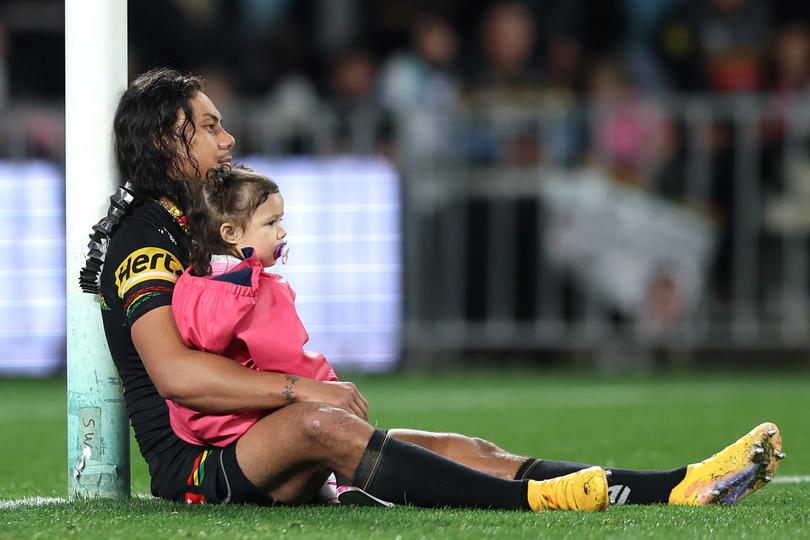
(65, 0), (129, 499)
(66, 288), (130, 499)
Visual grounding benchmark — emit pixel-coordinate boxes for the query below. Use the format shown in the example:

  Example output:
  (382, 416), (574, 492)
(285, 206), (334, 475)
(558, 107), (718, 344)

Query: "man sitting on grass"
(82, 67), (785, 511)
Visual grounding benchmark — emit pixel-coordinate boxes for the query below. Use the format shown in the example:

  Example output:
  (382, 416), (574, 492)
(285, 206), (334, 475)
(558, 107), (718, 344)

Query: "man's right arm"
(131, 306), (369, 419)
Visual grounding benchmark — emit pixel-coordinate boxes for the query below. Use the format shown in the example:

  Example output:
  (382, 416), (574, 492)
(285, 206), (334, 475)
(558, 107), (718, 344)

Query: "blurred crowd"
(139, 0), (810, 174)
(2, 0), (810, 165)
(2, 0), (810, 346)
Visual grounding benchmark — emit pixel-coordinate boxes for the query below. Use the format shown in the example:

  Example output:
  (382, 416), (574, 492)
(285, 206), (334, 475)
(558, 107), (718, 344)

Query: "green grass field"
(1, 371), (809, 539)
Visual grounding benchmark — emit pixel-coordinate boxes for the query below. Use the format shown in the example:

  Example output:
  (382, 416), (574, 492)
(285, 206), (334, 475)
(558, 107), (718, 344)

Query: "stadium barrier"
(391, 95), (810, 369)
(3, 94), (810, 372)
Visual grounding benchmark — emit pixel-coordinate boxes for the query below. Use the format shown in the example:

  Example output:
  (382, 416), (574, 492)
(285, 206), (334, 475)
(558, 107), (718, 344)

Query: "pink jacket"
(169, 252), (338, 447)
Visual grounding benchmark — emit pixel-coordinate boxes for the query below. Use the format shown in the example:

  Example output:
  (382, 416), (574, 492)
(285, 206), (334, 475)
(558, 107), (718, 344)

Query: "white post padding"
(65, 0), (129, 499)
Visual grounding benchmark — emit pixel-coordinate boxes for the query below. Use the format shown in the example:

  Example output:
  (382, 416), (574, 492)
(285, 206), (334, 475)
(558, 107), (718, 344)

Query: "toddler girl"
(169, 165), (338, 447)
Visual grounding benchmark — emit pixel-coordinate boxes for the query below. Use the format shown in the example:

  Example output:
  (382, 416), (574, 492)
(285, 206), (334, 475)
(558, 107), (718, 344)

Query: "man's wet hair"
(80, 68), (204, 294)
(114, 67), (205, 208)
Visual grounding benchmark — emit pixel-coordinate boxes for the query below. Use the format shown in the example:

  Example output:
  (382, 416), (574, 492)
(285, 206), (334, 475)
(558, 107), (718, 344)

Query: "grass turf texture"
(1, 372), (808, 539)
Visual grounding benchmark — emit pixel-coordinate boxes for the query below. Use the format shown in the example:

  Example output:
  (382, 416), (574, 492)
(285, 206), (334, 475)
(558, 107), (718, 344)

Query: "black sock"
(516, 458), (686, 505)
(353, 430), (530, 510)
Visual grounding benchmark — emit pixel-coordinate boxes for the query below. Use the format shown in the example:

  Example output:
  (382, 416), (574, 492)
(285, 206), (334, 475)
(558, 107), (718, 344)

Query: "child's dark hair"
(188, 165), (279, 276)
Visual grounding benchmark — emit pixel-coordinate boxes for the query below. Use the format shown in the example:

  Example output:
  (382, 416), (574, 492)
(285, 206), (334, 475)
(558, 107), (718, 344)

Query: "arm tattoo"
(283, 385), (295, 403)
(285, 375), (299, 384)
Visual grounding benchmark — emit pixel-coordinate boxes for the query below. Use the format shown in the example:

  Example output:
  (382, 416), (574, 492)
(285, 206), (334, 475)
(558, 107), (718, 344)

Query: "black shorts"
(150, 442), (275, 506)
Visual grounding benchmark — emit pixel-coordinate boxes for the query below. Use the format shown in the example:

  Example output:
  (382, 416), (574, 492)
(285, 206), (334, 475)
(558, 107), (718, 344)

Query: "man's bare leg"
(388, 428), (688, 504)
(233, 402), (606, 511)
(388, 429), (525, 479)
(236, 402), (374, 503)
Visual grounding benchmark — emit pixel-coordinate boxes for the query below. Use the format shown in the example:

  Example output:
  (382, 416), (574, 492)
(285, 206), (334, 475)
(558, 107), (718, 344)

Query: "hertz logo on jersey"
(115, 247), (184, 298)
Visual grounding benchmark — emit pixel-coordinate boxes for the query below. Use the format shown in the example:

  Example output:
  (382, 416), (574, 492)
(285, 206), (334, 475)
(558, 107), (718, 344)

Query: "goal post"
(65, 0), (129, 499)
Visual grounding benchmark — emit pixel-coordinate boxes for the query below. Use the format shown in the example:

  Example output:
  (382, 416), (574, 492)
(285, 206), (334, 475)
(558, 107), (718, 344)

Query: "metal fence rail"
(396, 95), (810, 366)
(4, 94), (810, 370)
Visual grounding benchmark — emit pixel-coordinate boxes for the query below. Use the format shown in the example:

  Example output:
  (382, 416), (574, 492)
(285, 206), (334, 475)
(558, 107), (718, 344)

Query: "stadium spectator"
(760, 23), (810, 234)
(0, 23), (8, 112)
(326, 48), (397, 157)
(252, 75), (328, 155)
(695, 0), (771, 93)
(761, 21), (810, 149)
(380, 13), (460, 164)
(619, 0), (684, 92)
(469, 1), (542, 99)
(769, 22), (810, 95)
(534, 31), (588, 167)
(84, 67), (784, 510)
(586, 56), (671, 186)
(462, 1), (545, 166)
(543, 32), (583, 97)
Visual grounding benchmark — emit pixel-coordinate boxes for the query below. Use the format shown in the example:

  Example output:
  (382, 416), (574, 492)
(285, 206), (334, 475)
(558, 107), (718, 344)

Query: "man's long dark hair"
(79, 68), (204, 294)
(113, 67), (204, 210)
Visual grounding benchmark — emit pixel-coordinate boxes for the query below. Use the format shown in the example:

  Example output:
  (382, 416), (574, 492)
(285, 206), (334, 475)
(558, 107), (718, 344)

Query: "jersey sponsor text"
(115, 247), (184, 298)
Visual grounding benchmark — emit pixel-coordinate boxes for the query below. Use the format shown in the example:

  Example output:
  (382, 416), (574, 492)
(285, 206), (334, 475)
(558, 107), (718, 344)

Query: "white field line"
(1, 479), (808, 510)
(0, 492), (154, 509)
(0, 496), (64, 509)
(773, 475), (810, 484)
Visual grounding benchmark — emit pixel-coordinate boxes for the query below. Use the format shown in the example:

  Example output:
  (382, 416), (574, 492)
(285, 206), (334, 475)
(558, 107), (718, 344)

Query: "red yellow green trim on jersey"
(187, 450), (210, 487)
(158, 199), (190, 235)
(184, 450), (210, 505)
(122, 285), (174, 319)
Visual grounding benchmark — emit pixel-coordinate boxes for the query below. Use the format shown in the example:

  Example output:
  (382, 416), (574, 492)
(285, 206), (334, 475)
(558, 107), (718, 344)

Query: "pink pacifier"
(273, 241), (289, 264)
